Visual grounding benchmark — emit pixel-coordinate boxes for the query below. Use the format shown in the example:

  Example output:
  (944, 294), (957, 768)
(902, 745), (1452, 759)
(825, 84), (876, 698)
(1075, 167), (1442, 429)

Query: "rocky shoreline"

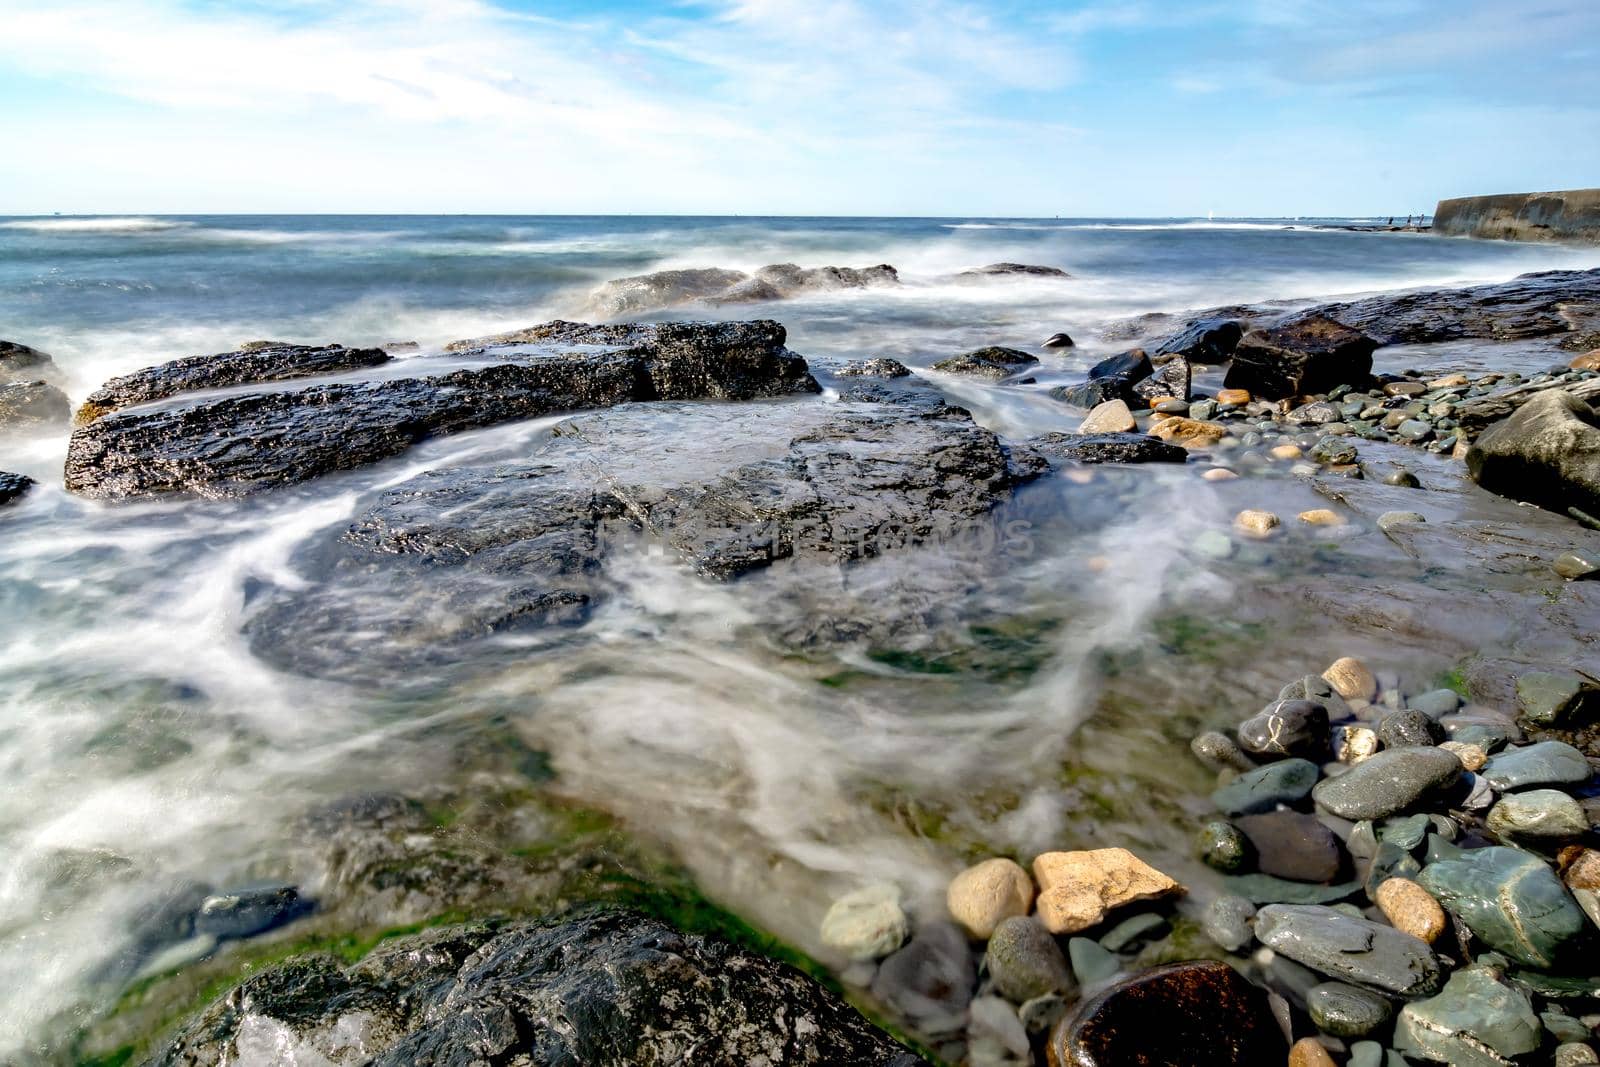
(5, 267), (1600, 1066)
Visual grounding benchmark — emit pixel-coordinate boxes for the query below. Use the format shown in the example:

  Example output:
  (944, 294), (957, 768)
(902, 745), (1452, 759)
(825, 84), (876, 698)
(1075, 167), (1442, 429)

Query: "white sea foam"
(0, 216), (192, 233)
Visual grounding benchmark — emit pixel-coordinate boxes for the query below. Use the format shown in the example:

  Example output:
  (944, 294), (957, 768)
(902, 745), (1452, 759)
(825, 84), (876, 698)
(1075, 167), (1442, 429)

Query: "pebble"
(1296, 508), (1342, 526)
(1201, 467), (1238, 481)
(1067, 936), (1122, 988)
(1377, 708), (1443, 748)
(820, 884), (910, 960)
(1322, 657), (1377, 701)
(1310, 747), (1462, 820)
(1515, 670), (1599, 727)
(1234, 509), (1281, 538)
(1238, 699), (1330, 760)
(1212, 758), (1319, 816)
(1374, 877), (1447, 944)
(1438, 740), (1487, 771)
(1042, 332), (1075, 348)
(1418, 846), (1589, 969)
(872, 921), (974, 1035)
(1190, 730), (1257, 773)
(967, 994), (1031, 1063)
(1031, 848), (1181, 934)
(1306, 981), (1393, 1038)
(1019, 992), (1067, 1035)
(1079, 398), (1137, 434)
(1202, 893), (1256, 952)
(1486, 788), (1589, 839)
(1253, 904), (1443, 996)
(1347, 1041), (1383, 1067)
(984, 915), (1074, 1002)
(1216, 388), (1251, 406)
(1235, 811), (1344, 884)
(1288, 1037), (1337, 1067)
(1333, 725), (1379, 764)
(1481, 740), (1591, 791)
(1382, 468), (1422, 488)
(1271, 443), (1303, 460)
(1395, 966), (1541, 1066)
(947, 858), (1035, 939)
(1098, 912), (1168, 952)
(1198, 820), (1251, 872)
(1559, 1044), (1600, 1067)
(1377, 510), (1426, 531)
(1555, 552), (1600, 580)
(1153, 398), (1189, 415)
(1407, 688), (1461, 719)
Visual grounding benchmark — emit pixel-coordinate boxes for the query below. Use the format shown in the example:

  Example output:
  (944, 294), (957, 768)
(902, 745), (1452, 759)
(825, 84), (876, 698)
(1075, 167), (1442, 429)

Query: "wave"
(0, 217), (193, 234)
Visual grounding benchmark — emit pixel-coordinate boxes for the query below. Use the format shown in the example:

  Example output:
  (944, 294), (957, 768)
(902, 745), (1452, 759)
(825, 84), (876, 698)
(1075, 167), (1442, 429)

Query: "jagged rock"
(1132, 358), (1191, 403)
(932, 346), (1039, 380)
(75, 343), (390, 423)
(0, 472), (35, 507)
(1028, 432), (1186, 465)
(588, 264), (899, 316)
(959, 263), (1071, 278)
(837, 358), (912, 378)
(1316, 267), (1600, 345)
(65, 320), (819, 500)
(1467, 390), (1600, 517)
(149, 909), (925, 1066)
(0, 339), (60, 383)
(1151, 317), (1245, 364)
(1223, 316), (1378, 400)
(1051, 378), (1136, 408)
(0, 380), (71, 431)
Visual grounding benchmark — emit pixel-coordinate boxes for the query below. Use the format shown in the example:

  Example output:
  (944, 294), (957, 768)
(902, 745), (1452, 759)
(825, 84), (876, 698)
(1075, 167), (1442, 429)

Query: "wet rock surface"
(1223, 315), (1378, 400)
(1027, 431), (1187, 465)
(76, 343), (391, 423)
(1468, 389), (1600, 517)
(933, 345), (1040, 380)
(0, 379), (71, 431)
(65, 320), (820, 499)
(588, 263), (899, 315)
(0, 471), (35, 507)
(0, 339), (61, 383)
(149, 908), (926, 1067)
(1253, 904), (1442, 996)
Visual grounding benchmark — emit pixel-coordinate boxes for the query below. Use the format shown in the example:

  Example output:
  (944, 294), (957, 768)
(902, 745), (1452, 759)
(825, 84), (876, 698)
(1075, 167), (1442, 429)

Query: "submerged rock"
(872, 921), (976, 1037)
(152, 909), (926, 1066)
(65, 320), (820, 499)
(75, 342), (390, 424)
(931, 345), (1039, 380)
(1223, 315), (1378, 400)
(821, 884), (909, 961)
(0, 472), (34, 507)
(1467, 390), (1600, 518)
(1027, 431), (1187, 465)
(588, 263), (899, 316)
(0, 339), (60, 383)
(960, 263), (1071, 278)
(1047, 960), (1286, 1067)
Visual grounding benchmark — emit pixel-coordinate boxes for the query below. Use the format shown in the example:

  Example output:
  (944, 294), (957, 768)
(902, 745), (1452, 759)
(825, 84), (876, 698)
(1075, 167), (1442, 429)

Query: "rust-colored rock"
(1047, 960), (1286, 1066)
(1289, 1037), (1338, 1067)
(1149, 416), (1226, 449)
(1375, 877), (1447, 944)
(1216, 388), (1251, 406)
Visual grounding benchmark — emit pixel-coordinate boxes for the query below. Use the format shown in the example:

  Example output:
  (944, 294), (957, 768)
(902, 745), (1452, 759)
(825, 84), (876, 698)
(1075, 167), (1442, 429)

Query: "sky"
(0, 0), (1596, 216)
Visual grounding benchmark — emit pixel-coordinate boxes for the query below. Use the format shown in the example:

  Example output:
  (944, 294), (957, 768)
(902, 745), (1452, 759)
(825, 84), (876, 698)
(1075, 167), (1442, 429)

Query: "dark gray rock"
(0, 472), (34, 507)
(1047, 961), (1287, 1067)
(76, 343), (391, 423)
(1197, 821), (1252, 873)
(984, 916), (1074, 1002)
(1190, 731), (1257, 773)
(837, 357), (912, 378)
(0, 380), (71, 431)
(65, 320), (820, 499)
(1235, 811), (1345, 884)
(1211, 758), (1320, 816)
(931, 345), (1038, 380)
(1417, 846), (1590, 969)
(1028, 431), (1187, 465)
(872, 921), (975, 1037)
(1223, 315), (1378, 400)
(1467, 390), (1600, 517)
(1050, 377), (1137, 408)
(1132, 358), (1191, 403)
(960, 263), (1071, 278)
(193, 885), (312, 940)
(1151, 317), (1245, 365)
(1202, 894), (1256, 952)
(1310, 747), (1462, 820)
(1481, 740), (1592, 791)
(0, 339), (60, 383)
(151, 909), (925, 1066)
(1253, 904), (1443, 996)
(1378, 708), (1445, 748)
(1306, 981), (1393, 1038)
(1316, 267), (1600, 345)
(1237, 698), (1331, 760)
(1516, 670), (1600, 727)
(1042, 332), (1075, 348)
(1088, 349), (1154, 384)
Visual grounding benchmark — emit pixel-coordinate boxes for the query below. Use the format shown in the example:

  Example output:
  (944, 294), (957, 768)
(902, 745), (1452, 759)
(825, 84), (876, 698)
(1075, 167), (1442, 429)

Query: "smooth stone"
(1222, 873), (1362, 905)
(1378, 813), (1431, 851)
(194, 885), (310, 940)
(947, 858), (1035, 939)
(1235, 811), (1344, 884)
(1481, 740), (1591, 792)
(1067, 937), (1122, 987)
(1237, 699), (1331, 761)
(1253, 904), (1443, 995)
(1048, 960), (1287, 1067)
(1417, 846), (1588, 968)
(1395, 966), (1540, 1067)
(1557, 1044), (1600, 1067)
(1555, 552), (1600, 580)
(1211, 759), (1319, 816)
(1375, 877), (1447, 944)
(1486, 789), (1589, 839)
(1234, 509), (1282, 538)
(1383, 469), (1422, 488)
(1377, 511), (1426, 531)
(1202, 894), (1256, 952)
(1306, 981), (1393, 1038)
(1289, 1037), (1338, 1067)
(985, 915), (1074, 1002)
(1190, 731), (1256, 773)
(1516, 671), (1600, 727)
(1197, 821), (1252, 873)
(1298, 507), (1343, 525)
(872, 920), (975, 1036)
(1042, 333), (1075, 349)
(1324, 657), (1378, 701)
(1311, 748), (1462, 820)
(1078, 398), (1137, 434)
(1032, 848), (1181, 935)
(1407, 689), (1461, 720)
(1378, 709), (1444, 749)
(1348, 1041), (1383, 1067)
(1542, 1009), (1592, 1044)
(1200, 467), (1237, 482)
(1438, 740), (1487, 770)
(968, 994), (1031, 1063)
(820, 884), (910, 960)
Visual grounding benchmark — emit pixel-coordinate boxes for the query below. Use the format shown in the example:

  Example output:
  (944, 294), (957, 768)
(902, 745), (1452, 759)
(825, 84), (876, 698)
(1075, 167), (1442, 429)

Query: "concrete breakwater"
(1434, 188), (1600, 244)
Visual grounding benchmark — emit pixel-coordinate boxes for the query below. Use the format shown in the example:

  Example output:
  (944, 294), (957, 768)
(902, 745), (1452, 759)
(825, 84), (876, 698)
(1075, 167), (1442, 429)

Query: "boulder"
(1314, 267), (1600, 344)
(65, 320), (820, 500)
(0, 339), (60, 383)
(1223, 316), (1377, 400)
(960, 263), (1071, 278)
(75, 343), (390, 424)
(932, 346), (1039, 380)
(1151, 317), (1246, 364)
(1467, 390), (1600, 517)
(0, 472), (34, 507)
(586, 267), (750, 315)
(150, 909), (926, 1066)
(0, 380), (71, 431)
(1047, 961), (1286, 1067)
(837, 357), (912, 378)
(1028, 432), (1186, 465)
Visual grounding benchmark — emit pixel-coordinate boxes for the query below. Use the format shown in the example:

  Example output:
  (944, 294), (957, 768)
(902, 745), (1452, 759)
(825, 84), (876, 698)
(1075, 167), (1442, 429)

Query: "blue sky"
(2, 0), (1596, 216)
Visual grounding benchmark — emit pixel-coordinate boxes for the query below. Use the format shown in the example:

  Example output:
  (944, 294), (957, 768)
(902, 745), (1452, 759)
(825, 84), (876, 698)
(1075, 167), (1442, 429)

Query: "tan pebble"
(1297, 508), (1343, 526)
(1375, 877), (1447, 944)
(1064, 469), (1095, 484)
(1270, 444), (1303, 460)
(1031, 848), (1182, 935)
(1570, 350), (1600, 372)
(1289, 1037), (1338, 1067)
(1202, 468), (1238, 481)
(1427, 373), (1470, 388)
(1438, 740), (1487, 772)
(1149, 416), (1226, 449)
(1234, 509), (1281, 538)
(1559, 846), (1600, 890)
(1215, 387), (1251, 406)
(1086, 555), (1111, 572)
(1079, 398), (1136, 434)
(947, 858), (1034, 939)
(1333, 724), (1379, 764)
(1323, 656), (1377, 701)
